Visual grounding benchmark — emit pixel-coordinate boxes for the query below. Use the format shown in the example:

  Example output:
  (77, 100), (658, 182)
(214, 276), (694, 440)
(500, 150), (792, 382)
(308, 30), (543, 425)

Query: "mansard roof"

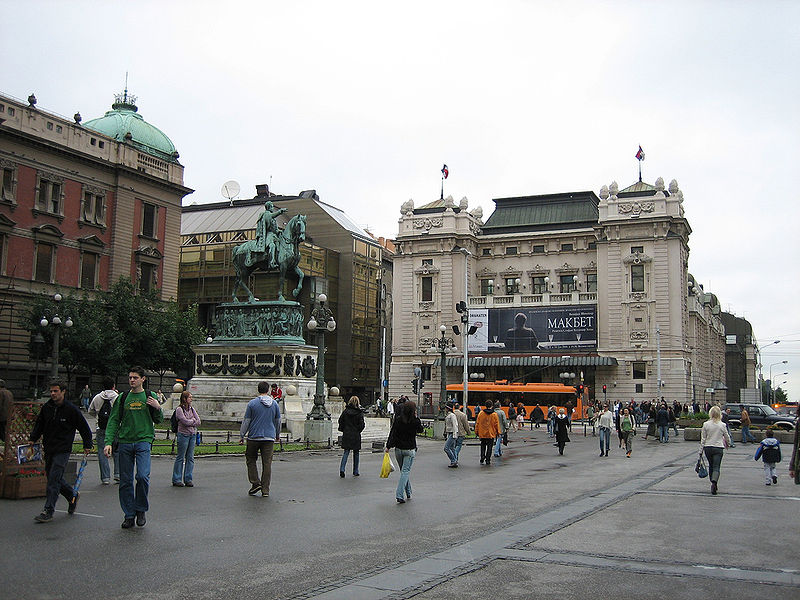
(481, 191), (600, 234)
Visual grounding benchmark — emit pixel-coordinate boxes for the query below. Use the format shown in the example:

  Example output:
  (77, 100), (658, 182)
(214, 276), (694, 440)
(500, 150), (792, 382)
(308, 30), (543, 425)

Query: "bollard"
(226, 431), (231, 443)
(215, 440), (219, 453)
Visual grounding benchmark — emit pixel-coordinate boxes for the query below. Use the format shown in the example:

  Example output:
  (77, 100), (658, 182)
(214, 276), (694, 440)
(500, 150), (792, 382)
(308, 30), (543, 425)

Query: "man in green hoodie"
(104, 366), (163, 529)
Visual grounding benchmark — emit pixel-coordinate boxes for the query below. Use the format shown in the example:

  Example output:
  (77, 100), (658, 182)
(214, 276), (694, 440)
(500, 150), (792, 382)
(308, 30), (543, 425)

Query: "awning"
(434, 356), (619, 368)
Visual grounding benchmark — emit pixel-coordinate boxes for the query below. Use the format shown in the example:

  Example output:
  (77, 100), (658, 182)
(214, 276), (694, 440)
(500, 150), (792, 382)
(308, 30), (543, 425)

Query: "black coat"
(554, 415), (570, 443)
(338, 405), (365, 450)
(30, 399), (93, 455)
(386, 415), (424, 450)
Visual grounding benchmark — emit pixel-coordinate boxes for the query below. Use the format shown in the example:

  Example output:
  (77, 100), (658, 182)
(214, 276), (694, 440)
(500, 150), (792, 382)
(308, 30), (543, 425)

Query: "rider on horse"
(248, 201), (287, 268)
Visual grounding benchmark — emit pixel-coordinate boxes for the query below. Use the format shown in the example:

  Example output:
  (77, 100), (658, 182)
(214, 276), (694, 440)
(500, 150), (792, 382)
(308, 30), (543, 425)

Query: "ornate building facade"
(388, 178), (727, 410)
(0, 90), (191, 397)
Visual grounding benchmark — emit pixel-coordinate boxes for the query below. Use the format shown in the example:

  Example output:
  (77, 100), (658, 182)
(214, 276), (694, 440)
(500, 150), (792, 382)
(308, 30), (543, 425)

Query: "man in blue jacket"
(30, 380), (93, 523)
(240, 381), (282, 497)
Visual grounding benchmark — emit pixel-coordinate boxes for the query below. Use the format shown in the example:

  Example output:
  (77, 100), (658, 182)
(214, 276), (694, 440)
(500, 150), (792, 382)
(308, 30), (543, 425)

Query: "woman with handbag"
(385, 400), (424, 503)
(700, 405), (732, 495)
(338, 396), (365, 477)
(172, 391), (201, 487)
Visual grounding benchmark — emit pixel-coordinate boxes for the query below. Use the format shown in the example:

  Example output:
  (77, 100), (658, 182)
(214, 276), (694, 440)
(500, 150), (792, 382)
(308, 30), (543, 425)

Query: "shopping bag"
(73, 456), (88, 495)
(380, 452), (392, 478)
(388, 454), (397, 473)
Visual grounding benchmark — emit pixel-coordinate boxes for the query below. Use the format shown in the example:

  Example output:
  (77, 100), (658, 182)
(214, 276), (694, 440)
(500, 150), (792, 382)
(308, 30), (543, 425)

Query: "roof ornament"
(401, 199), (414, 215)
(655, 177), (664, 191)
(27, 93), (37, 108)
(73, 112), (82, 124)
(599, 184), (609, 200)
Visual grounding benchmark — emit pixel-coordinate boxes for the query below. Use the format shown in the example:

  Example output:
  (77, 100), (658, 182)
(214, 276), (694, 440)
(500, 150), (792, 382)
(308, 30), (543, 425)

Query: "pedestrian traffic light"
(419, 379), (424, 389)
(412, 379), (418, 394)
(602, 384), (607, 393)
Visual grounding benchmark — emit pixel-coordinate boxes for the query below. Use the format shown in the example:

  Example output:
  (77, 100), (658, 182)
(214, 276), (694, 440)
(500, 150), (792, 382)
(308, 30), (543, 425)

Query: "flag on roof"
(441, 164), (449, 179)
(635, 146), (645, 161)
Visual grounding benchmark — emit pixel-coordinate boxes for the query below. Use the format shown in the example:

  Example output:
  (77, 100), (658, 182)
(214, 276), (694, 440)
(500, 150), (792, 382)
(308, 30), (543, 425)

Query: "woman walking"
(554, 408), (570, 455)
(338, 396), (365, 477)
(621, 407), (635, 457)
(741, 409), (756, 444)
(172, 391), (201, 487)
(385, 400), (424, 503)
(700, 405), (732, 495)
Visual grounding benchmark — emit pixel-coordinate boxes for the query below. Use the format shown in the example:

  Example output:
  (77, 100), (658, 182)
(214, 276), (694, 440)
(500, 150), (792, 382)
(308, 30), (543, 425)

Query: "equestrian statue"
(231, 202), (306, 302)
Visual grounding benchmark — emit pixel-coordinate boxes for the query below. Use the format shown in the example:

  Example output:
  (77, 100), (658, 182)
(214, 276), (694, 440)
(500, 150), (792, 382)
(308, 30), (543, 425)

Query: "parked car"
(725, 403), (796, 430)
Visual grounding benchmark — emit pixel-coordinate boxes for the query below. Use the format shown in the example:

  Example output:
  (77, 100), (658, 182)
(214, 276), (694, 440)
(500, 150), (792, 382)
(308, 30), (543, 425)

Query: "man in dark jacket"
(656, 403), (670, 443)
(29, 380), (93, 523)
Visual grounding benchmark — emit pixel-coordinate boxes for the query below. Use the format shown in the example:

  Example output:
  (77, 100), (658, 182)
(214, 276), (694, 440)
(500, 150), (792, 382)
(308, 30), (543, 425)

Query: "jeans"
(394, 448), (415, 500)
(443, 433), (457, 464)
(117, 441), (152, 518)
(172, 432), (196, 483)
(44, 451), (73, 513)
(547, 418), (554, 436)
(763, 462), (777, 484)
(704, 446), (724, 483)
(340, 448), (360, 474)
(453, 436), (465, 462)
(493, 435), (503, 456)
(97, 429), (119, 482)
(246, 440), (275, 494)
(658, 425), (669, 443)
(599, 427), (611, 453)
(742, 426), (756, 443)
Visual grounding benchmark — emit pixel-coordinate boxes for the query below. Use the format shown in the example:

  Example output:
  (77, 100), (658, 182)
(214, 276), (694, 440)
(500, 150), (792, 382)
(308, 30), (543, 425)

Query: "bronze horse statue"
(231, 213), (306, 302)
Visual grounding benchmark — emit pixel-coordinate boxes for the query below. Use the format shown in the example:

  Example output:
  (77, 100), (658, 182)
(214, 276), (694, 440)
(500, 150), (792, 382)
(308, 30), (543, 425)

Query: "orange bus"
(445, 381), (585, 420)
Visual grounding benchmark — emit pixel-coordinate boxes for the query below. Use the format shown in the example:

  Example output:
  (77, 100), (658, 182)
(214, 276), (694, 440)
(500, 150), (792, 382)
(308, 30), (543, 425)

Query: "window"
(532, 244), (545, 254)
(98, 141), (105, 149)
(505, 278), (519, 295)
(7, 106), (15, 116)
(532, 276), (547, 294)
(139, 262), (156, 292)
(422, 258), (433, 266)
(480, 279), (493, 296)
(505, 246), (518, 255)
(1, 166), (15, 202)
(632, 362), (647, 379)
(34, 243), (54, 282)
(631, 264), (645, 292)
(421, 276), (433, 302)
(561, 243), (573, 252)
(80, 252), (97, 289)
(588, 242), (596, 250)
(141, 203), (158, 238)
(559, 274), (576, 293)
(46, 122), (54, 131)
(481, 248), (491, 256)
(631, 246), (644, 254)
(56, 125), (62, 133)
(421, 365), (432, 380)
(586, 273), (597, 292)
(81, 190), (106, 226)
(37, 179), (62, 214)
(635, 384), (643, 393)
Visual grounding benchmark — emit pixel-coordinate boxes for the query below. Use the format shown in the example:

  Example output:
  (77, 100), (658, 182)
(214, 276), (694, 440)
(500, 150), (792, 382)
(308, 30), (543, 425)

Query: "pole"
(380, 325), (386, 402)
(440, 175), (444, 201)
(50, 326), (60, 380)
(462, 248), (470, 414)
(656, 326), (662, 392)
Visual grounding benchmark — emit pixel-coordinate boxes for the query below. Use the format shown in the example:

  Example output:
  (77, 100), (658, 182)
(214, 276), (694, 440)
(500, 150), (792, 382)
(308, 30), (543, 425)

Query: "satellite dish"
(221, 180), (240, 201)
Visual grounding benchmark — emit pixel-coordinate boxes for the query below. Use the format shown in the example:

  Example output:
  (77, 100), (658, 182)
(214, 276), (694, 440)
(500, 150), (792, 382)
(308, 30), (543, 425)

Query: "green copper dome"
(83, 90), (180, 163)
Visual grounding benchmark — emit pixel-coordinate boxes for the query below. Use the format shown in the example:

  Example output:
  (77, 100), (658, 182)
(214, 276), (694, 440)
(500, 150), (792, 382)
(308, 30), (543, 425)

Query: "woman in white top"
(700, 405), (732, 495)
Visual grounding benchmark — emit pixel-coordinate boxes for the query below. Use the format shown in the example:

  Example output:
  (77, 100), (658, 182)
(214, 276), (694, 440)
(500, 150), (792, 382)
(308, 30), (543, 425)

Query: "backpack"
(97, 397), (113, 430)
(170, 409), (179, 434)
(763, 444), (781, 464)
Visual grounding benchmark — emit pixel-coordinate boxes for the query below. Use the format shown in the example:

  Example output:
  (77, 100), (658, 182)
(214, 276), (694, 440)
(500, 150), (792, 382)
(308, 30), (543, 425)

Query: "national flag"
(635, 146), (645, 161)
(441, 164), (449, 179)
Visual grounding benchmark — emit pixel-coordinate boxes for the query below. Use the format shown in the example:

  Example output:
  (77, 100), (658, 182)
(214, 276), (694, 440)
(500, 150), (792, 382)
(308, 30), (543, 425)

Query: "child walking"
(754, 427), (781, 486)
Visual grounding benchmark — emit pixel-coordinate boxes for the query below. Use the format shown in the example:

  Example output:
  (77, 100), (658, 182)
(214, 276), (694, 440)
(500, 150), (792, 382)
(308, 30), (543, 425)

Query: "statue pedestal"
(432, 420), (446, 440)
(304, 419), (333, 444)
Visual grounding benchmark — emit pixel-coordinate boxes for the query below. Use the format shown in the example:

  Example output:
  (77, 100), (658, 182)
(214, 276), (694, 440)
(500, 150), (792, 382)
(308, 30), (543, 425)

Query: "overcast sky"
(4, 1), (799, 398)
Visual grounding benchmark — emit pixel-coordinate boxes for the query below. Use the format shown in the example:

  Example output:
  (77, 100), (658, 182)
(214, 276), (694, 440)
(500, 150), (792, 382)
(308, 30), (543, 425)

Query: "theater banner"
(469, 305), (596, 353)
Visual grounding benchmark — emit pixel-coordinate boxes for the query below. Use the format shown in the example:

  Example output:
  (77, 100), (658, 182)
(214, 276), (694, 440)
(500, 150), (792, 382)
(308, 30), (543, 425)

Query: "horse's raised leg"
(292, 265), (304, 298)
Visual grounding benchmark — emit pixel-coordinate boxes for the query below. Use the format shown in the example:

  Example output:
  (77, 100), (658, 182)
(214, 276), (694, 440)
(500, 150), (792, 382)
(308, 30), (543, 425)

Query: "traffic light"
(455, 301), (467, 313)
(602, 384), (607, 393)
(419, 379), (424, 389)
(576, 384), (584, 396)
(412, 379), (418, 394)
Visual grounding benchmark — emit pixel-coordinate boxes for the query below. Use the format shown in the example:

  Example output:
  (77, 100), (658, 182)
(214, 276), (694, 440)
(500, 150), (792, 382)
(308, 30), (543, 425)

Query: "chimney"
(255, 184), (270, 198)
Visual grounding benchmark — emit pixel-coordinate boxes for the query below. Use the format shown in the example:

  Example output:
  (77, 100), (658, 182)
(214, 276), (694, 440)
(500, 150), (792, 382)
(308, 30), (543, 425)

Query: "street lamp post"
(306, 293), (336, 421)
(768, 361), (788, 403)
(40, 293), (73, 381)
(432, 325), (453, 420)
(32, 333), (45, 398)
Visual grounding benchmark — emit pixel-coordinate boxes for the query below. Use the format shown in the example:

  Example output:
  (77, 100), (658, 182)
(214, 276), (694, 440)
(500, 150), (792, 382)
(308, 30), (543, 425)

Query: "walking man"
(475, 401), (500, 465)
(240, 381), (282, 497)
(452, 403), (470, 465)
(88, 377), (119, 484)
(443, 404), (459, 467)
(30, 380), (93, 522)
(104, 367), (163, 529)
(597, 403), (613, 457)
(493, 401), (508, 457)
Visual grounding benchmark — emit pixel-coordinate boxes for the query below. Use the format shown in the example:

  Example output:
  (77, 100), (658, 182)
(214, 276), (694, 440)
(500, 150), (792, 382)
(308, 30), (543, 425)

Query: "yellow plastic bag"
(380, 452), (392, 478)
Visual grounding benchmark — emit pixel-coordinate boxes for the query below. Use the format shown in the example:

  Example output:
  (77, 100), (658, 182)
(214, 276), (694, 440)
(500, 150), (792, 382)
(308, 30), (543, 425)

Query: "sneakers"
(396, 498), (405, 504)
(121, 517), (135, 529)
(34, 511), (54, 523)
(261, 491), (269, 497)
(172, 481), (185, 487)
(136, 511), (146, 527)
(772, 475), (778, 484)
(248, 484), (262, 496)
(101, 479), (111, 485)
(68, 493), (79, 515)
(185, 481), (194, 487)
(353, 473), (360, 477)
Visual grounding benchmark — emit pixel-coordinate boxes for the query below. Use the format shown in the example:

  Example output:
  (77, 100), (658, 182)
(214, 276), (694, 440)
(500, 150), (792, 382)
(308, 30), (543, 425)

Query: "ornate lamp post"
(40, 293), (73, 380)
(432, 325), (454, 420)
(306, 293), (336, 420)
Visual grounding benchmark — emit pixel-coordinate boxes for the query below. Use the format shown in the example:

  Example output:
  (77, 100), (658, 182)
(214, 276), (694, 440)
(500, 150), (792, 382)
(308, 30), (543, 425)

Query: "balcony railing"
(469, 291), (597, 308)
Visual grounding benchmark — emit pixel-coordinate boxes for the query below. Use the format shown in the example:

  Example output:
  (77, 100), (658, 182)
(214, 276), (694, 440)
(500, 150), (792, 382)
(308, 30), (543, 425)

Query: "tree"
(774, 388), (789, 404)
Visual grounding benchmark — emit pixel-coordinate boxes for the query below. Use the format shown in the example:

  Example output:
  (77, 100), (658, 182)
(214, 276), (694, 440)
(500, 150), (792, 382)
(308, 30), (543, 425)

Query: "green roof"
(83, 91), (179, 163)
(482, 191), (599, 233)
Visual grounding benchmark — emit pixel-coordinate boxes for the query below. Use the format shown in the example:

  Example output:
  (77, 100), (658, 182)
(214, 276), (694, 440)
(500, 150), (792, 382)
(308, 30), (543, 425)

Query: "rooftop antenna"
(221, 180), (241, 205)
